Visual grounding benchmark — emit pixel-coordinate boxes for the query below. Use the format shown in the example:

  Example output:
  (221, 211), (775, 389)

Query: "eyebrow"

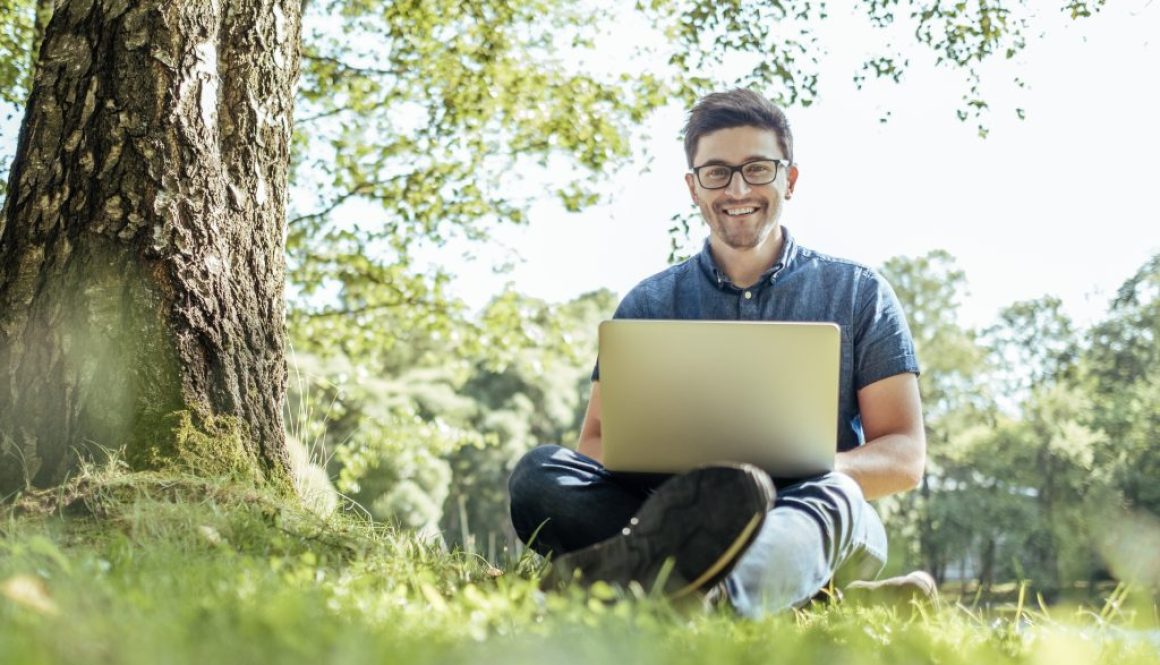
(695, 156), (781, 167)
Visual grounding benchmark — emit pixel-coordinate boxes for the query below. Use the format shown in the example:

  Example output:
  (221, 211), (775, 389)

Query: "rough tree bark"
(0, 0), (301, 494)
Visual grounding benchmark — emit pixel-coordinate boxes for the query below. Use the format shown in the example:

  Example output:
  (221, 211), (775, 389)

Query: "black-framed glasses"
(690, 159), (789, 189)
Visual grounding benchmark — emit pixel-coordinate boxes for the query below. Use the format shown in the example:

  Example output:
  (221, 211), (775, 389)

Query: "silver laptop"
(598, 320), (840, 477)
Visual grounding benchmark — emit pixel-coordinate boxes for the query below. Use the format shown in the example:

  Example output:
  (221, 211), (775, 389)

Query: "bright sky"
(440, 1), (1160, 331)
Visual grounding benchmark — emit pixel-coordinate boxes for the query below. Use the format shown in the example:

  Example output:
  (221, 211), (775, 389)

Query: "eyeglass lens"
(697, 161), (780, 189)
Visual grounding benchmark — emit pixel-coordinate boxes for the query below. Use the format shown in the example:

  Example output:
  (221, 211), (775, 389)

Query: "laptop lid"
(598, 320), (840, 477)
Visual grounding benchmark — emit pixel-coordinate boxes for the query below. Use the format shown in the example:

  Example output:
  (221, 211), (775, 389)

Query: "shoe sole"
(551, 464), (774, 598)
(844, 571), (939, 606)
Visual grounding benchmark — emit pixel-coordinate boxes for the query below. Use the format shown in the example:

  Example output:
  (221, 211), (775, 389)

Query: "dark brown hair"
(682, 89), (794, 168)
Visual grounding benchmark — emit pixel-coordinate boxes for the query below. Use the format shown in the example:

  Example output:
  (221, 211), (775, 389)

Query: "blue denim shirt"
(592, 226), (920, 452)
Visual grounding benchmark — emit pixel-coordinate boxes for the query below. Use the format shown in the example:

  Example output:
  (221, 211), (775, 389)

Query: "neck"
(709, 225), (784, 289)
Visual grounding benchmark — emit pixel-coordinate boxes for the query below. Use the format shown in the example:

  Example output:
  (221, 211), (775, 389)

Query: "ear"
(684, 172), (699, 204)
(785, 164), (800, 200)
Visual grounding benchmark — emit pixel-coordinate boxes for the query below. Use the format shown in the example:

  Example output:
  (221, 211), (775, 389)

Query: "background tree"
(285, 288), (614, 551)
(982, 296), (1078, 406)
(980, 299), (1091, 595)
(441, 289), (615, 553)
(0, 0), (50, 107)
(0, 0), (54, 191)
(932, 383), (1114, 598)
(877, 250), (988, 579)
(1085, 254), (1160, 517)
(285, 0), (664, 367)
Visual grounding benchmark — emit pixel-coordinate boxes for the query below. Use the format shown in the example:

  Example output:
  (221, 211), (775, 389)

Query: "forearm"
(576, 382), (604, 463)
(834, 433), (925, 500)
(577, 436), (602, 463)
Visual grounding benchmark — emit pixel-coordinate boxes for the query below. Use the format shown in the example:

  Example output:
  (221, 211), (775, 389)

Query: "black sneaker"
(544, 463), (775, 599)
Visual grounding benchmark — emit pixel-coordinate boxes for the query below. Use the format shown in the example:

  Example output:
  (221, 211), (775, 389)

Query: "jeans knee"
(508, 445), (564, 532)
(825, 472), (887, 564)
(781, 471), (866, 512)
(780, 471), (886, 552)
(508, 444), (563, 500)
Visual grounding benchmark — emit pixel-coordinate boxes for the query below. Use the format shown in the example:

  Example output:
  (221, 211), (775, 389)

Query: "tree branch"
(301, 53), (403, 79)
(288, 183), (379, 228)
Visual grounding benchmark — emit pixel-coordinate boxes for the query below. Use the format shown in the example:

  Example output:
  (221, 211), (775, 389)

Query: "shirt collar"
(696, 225), (798, 289)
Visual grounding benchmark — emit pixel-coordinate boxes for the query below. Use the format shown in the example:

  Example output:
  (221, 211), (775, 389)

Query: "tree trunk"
(1036, 449), (1061, 597)
(979, 536), (995, 595)
(919, 469), (939, 582)
(0, 0), (301, 494)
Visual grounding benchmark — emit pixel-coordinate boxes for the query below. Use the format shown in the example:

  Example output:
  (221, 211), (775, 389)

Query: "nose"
(724, 170), (751, 197)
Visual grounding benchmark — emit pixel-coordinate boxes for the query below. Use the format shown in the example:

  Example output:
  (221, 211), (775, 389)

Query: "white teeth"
(725, 207), (755, 216)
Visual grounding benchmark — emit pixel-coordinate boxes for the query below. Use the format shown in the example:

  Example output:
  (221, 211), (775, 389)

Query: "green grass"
(1, 471), (1157, 665)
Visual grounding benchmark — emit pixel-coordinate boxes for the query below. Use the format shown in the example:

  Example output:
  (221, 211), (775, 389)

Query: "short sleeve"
(853, 269), (921, 390)
(590, 286), (651, 382)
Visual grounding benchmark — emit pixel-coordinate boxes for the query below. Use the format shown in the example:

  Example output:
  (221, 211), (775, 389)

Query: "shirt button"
(744, 291), (752, 300)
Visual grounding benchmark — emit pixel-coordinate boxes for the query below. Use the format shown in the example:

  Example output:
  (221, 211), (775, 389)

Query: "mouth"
(720, 205), (761, 218)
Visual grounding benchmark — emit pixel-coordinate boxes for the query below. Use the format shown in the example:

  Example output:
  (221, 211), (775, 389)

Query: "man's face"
(684, 126), (798, 251)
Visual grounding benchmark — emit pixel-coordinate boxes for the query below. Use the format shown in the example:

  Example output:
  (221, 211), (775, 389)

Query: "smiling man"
(508, 89), (931, 615)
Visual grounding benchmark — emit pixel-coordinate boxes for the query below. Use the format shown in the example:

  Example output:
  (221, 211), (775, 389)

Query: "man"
(508, 89), (928, 616)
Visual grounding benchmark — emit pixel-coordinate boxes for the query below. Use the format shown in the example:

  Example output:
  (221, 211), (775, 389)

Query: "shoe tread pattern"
(556, 464), (774, 595)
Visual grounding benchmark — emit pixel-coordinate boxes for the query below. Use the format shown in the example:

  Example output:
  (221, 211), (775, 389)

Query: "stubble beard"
(703, 199), (781, 250)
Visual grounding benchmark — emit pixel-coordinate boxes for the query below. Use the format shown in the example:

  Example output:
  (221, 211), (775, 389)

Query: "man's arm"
(835, 373), (926, 500)
(577, 382), (603, 462)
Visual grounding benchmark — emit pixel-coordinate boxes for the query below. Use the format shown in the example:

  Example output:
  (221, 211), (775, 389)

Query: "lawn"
(1, 471), (1157, 665)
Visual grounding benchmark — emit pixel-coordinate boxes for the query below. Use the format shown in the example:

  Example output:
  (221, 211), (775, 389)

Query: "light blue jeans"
(509, 444), (887, 616)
